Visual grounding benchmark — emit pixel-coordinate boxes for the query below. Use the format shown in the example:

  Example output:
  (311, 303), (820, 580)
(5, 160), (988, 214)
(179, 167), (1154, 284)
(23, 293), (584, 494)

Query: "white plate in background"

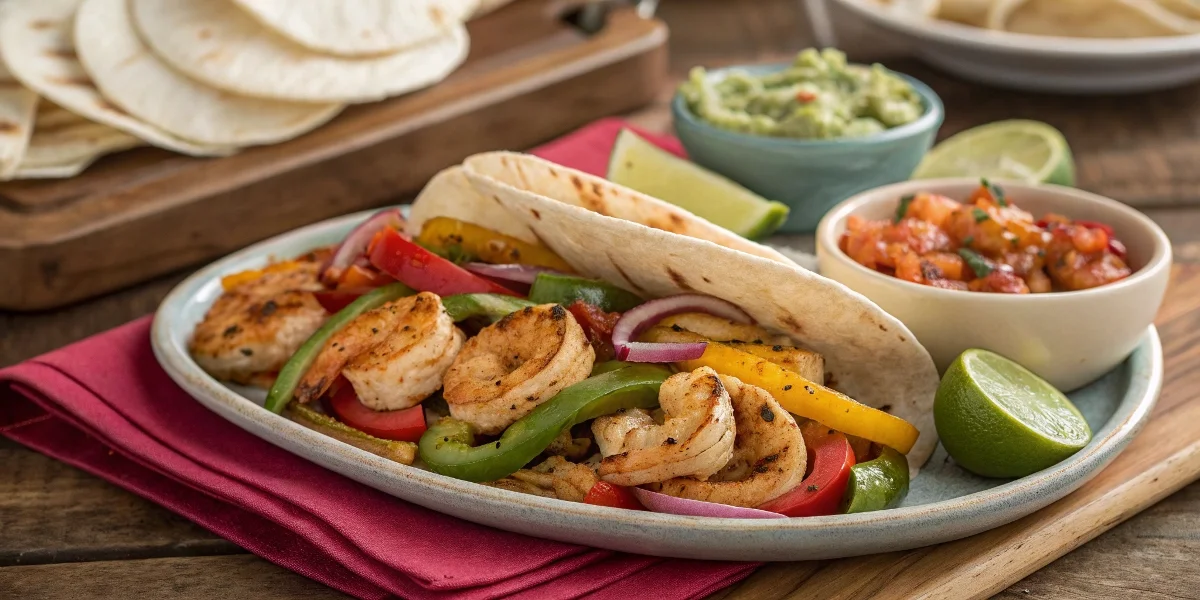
(810, 0), (1200, 93)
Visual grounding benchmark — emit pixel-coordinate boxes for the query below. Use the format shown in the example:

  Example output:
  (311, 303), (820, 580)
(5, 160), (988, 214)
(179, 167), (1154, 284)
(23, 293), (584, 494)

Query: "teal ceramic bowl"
(671, 65), (944, 233)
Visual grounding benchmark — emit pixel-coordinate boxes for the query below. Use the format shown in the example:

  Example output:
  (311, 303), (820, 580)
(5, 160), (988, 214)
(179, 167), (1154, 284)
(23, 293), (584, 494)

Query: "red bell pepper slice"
(583, 481), (645, 510)
(327, 383), (427, 442)
(313, 289), (375, 313)
(758, 422), (856, 517)
(368, 228), (521, 297)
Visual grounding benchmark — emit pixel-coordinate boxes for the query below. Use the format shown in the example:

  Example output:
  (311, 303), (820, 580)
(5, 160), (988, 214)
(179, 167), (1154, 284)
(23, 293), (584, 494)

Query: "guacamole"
(679, 48), (925, 140)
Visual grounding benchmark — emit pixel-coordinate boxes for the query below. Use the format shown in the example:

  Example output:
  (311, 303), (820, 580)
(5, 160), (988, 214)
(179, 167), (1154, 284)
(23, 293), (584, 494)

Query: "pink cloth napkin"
(0, 119), (757, 600)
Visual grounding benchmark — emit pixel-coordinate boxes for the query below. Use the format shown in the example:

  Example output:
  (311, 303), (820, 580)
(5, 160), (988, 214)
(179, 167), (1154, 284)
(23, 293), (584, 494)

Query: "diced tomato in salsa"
(839, 181), (1131, 293)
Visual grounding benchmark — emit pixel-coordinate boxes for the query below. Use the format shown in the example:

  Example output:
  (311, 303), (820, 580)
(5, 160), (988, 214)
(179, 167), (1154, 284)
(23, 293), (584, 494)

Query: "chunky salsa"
(839, 181), (1132, 294)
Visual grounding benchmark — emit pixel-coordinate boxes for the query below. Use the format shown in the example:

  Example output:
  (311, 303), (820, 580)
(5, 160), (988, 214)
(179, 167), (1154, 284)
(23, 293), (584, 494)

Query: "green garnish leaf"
(962, 235), (974, 247)
(958, 248), (994, 278)
(972, 207), (990, 223)
(982, 178), (1008, 207)
(895, 194), (915, 223)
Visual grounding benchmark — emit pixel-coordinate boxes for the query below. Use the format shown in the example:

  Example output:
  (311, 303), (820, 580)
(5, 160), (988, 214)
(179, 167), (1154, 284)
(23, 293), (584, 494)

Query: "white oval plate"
(152, 209), (1163, 561)
(824, 0), (1200, 93)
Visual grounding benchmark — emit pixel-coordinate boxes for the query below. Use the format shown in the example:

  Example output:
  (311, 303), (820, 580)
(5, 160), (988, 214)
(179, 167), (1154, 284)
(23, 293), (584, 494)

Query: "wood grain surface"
(3, 1), (1200, 599)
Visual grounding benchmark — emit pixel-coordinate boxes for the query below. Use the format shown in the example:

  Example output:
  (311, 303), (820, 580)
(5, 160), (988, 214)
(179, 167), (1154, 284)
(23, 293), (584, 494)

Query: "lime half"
(913, 120), (1076, 186)
(935, 349), (1092, 478)
(607, 129), (789, 239)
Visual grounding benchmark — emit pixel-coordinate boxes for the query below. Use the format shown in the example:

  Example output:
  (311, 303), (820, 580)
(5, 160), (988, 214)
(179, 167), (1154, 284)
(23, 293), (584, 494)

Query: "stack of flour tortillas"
(0, 0), (503, 181)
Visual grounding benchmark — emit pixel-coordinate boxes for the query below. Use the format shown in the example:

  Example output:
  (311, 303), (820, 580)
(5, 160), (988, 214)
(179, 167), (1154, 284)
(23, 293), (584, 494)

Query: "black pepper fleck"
(760, 405), (775, 422)
(239, 348), (253, 356)
(783, 384), (793, 391)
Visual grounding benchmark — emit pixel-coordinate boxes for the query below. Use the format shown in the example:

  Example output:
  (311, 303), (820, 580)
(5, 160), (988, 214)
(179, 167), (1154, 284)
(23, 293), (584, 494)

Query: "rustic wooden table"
(3, 1), (1199, 598)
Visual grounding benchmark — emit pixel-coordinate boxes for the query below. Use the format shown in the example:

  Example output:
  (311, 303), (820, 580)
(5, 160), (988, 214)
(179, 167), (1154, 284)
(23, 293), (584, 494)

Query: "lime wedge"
(913, 120), (1076, 186)
(934, 349), (1091, 478)
(607, 129), (789, 239)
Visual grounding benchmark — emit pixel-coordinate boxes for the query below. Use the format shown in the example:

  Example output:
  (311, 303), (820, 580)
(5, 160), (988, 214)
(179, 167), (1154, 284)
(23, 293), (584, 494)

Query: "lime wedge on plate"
(913, 120), (1076, 186)
(934, 349), (1092, 478)
(607, 129), (789, 239)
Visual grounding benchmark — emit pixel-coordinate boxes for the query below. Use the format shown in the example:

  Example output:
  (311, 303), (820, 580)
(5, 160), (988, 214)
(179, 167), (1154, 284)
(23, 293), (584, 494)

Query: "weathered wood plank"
(0, 555), (348, 600)
(0, 438), (236, 567)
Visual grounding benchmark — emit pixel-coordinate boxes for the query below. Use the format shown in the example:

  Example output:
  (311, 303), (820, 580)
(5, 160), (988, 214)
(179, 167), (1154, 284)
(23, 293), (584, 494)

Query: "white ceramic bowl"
(821, 0), (1200, 93)
(816, 179), (1172, 391)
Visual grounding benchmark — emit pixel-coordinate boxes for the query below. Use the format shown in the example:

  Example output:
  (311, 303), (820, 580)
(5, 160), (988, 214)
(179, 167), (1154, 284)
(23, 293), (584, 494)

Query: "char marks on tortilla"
(462, 152), (797, 266)
(75, 0), (343, 147)
(230, 0), (478, 57)
(0, 60), (38, 180)
(0, 0), (235, 157)
(130, 0), (470, 104)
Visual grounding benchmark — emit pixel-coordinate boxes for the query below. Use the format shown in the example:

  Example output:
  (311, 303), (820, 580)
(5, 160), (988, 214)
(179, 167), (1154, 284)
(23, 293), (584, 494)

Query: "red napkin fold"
(0, 119), (757, 600)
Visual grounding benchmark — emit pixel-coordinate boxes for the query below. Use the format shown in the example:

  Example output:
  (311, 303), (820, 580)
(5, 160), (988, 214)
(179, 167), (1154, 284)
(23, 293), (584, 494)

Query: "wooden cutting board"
(712, 264), (1200, 600)
(0, 0), (667, 311)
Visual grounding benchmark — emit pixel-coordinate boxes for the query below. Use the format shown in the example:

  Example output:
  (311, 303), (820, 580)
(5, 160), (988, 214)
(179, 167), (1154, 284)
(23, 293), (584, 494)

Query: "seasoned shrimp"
(190, 261), (326, 386)
(486, 456), (599, 502)
(653, 375), (806, 507)
(592, 367), (735, 487)
(296, 292), (464, 410)
(442, 304), (594, 435)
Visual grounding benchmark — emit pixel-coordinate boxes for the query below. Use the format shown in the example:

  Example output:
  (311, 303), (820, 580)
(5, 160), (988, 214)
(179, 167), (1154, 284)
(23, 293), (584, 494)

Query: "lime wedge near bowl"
(607, 129), (789, 239)
(913, 120), (1076, 186)
(935, 349), (1092, 478)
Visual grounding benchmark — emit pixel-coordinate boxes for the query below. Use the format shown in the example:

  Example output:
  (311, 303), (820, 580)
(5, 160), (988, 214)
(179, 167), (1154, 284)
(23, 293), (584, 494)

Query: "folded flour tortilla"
(408, 155), (942, 471)
(230, 0), (477, 57)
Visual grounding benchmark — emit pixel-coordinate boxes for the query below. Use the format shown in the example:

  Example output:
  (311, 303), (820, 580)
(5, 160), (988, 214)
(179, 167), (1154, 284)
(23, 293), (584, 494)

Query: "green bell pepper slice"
(528, 273), (643, 313)
(591, 360), (642, 376)
(442, 294), (536, 324)
(419, 364), (671, 482)
(841, 446), (910, 514)
(263, 282), (414, 414)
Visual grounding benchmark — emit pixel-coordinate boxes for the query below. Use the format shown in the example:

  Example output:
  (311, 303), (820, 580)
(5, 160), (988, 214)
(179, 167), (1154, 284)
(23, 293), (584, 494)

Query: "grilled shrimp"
(190, 261), (326, 386)
(592, 367), (735, 487)
(653, 375), (806, 507)
(443, 304), (595, 435)
(296, 292), (464, 410)
(486, 456), (599, 502)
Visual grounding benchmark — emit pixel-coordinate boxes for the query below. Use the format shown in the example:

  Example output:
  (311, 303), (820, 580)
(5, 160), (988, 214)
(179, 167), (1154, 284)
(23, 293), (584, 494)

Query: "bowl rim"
(830, 0), (1200, 59)
(671, 63), (945, 149)
(815, 178), (1174, 303)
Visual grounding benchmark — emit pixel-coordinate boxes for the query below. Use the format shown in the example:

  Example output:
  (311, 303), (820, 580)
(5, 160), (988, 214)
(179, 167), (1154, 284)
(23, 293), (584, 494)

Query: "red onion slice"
(462, 262), (559, 285)
(323, 208), (405, 283)
(632, 488), (786, 519)
(611, 294), (752, 362)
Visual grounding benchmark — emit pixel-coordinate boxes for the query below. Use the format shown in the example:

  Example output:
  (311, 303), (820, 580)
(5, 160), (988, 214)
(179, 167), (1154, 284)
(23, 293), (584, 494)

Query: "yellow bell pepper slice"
(220, 259), (307, 291)
(416, 217), (573, 272)
(642, 327), (919, 454)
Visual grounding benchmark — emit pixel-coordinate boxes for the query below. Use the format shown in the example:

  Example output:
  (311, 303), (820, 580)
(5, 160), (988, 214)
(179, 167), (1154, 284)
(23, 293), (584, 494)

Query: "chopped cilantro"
(894, 194), (915, 223)
(972, 207), (990, 223)
(982, 177), (1008, 207)
(962, 235), (974, 247)
(958, 248), (994, 278)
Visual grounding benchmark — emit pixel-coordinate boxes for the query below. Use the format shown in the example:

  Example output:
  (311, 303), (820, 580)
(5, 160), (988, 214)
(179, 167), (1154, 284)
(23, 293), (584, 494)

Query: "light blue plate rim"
(151, 209), (1162, 561)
